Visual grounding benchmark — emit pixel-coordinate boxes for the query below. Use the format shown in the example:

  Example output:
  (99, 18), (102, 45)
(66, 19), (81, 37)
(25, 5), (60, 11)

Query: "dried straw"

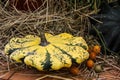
(0, 0), (93, 50)
(0, 0), (120, 80)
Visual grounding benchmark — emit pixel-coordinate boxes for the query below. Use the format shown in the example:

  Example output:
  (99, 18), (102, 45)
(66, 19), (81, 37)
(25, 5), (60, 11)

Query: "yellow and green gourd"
(4, 32), (89, 71)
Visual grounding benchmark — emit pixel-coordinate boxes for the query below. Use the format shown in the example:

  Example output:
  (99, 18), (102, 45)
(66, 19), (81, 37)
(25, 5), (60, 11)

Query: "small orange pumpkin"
(86, 59), (94, 68)
(93, 45), (101, 54)
(89, 52), (97, 60)
(69, 66), (80, 75)
(10, 0), (43, 11)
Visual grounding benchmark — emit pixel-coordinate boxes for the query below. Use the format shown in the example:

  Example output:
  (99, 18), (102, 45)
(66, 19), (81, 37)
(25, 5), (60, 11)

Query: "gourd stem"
(40, 32), (50, 46)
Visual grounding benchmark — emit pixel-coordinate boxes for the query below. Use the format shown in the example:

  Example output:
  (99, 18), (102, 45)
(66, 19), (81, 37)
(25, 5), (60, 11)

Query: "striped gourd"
(4, 33), (89, 71)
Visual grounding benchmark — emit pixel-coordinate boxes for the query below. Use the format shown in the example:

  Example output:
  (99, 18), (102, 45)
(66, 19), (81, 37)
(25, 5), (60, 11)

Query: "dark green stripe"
(7, 48), (20, 55)
(66, 43), (87, 50)
(14, 39), (35, 44)
(53, 45), (76, 63)
(8, 44), (37, 55)
(42, 50), (52, 71)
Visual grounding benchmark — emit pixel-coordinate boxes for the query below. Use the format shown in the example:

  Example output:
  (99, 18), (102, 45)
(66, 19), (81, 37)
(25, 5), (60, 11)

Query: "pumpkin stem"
(40, 32), (50, 46)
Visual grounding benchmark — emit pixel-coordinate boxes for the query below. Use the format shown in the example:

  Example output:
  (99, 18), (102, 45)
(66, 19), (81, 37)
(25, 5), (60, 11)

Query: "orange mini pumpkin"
(89, 52), (97, 60)
(10, 0), (43, 11)
(86, 59), (94, 68)
(93, 45), (101, 54)
(69, 66), (80, 75)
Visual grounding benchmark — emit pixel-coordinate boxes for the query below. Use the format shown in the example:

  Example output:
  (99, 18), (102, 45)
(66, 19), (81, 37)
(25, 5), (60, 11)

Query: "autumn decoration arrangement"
(87, 45), (101, 68)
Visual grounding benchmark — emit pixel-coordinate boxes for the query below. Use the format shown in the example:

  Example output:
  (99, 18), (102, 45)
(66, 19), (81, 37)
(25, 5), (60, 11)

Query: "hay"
(0, 0), (95, 50)
(0, 0), (120, 80)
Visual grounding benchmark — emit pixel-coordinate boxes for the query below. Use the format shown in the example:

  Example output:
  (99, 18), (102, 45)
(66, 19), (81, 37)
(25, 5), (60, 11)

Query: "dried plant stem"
(36, 75), (73, 80)
(97, 56), (120, 71)
(6, 56), (10, 71)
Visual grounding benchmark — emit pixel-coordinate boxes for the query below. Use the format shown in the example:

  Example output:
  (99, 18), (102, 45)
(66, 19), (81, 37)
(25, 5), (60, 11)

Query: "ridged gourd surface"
(4, 33), (89, 71)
